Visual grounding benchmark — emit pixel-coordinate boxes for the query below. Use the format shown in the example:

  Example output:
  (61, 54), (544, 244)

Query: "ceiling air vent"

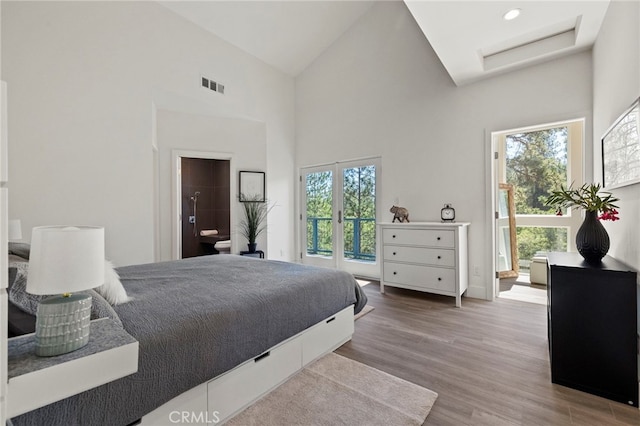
(200, 75), (225, 95)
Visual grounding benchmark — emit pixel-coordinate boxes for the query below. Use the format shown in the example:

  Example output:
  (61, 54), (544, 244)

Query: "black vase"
(576, 210), (610, 264)
(247, 242), (257, 253)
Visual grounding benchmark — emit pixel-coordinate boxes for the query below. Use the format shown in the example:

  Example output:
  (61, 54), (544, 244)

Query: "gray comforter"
(11, 255), (367, 426)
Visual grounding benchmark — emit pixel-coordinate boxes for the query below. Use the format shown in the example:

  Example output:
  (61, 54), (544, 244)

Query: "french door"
(493, 118), (583, 295)
(300, 158), (380, 278)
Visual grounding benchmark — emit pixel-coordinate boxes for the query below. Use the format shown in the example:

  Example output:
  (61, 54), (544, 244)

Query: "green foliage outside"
(343, 166), (376, 260)
(516, 227), (567, 267)
(306, 171), (333, 256)
(306, 166), (376, 261)
(506, 127), (569, 264)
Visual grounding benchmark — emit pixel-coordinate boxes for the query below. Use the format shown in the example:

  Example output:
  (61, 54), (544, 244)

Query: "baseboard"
(466, 284), (490, 300)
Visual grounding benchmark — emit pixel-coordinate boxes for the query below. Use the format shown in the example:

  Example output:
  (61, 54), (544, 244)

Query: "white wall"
(155, 109), (266, 260)
(296, 1), (593, 298)
(593, 0), (640, 269)
(1, 1), (295, 266)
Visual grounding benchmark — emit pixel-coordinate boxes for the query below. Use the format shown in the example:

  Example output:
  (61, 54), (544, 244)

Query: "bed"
(7, 252), (367, 426)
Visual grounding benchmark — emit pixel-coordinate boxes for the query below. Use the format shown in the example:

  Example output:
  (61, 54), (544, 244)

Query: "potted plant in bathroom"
(239, 194), (272, 253)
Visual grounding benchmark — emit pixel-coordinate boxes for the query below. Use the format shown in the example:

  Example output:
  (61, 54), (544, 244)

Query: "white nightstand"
(6, 318), (138, 418)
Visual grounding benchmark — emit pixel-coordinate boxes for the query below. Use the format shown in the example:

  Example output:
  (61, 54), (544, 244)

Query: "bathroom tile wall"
(181, 157), (231, 258)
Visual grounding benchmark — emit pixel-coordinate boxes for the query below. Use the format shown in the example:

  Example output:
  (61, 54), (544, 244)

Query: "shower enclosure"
(181, 157), (230, 258)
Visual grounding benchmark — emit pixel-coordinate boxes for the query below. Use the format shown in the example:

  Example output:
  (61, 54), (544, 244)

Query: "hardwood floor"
(336, 283), (640, 425)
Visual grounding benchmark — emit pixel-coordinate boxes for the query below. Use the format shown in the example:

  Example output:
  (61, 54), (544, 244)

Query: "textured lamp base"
(35, 294), (92, 357)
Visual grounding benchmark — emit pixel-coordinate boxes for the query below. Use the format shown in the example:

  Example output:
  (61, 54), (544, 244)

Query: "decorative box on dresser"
(547, 252), (638, 406)
(379, 222), (469, 307)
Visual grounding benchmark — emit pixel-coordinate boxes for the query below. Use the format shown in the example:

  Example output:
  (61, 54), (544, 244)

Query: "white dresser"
(379, 222), (470, 307)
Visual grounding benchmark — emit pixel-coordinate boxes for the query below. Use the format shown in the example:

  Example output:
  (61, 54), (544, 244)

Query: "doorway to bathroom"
(175, 154), (232, 259)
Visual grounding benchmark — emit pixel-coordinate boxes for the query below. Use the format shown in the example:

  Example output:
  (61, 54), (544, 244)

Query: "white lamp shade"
(8, 219), (22, 241)
(27, 226), (105, 295)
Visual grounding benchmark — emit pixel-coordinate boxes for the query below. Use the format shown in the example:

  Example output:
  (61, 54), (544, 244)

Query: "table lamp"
(27, 226), (105, 356)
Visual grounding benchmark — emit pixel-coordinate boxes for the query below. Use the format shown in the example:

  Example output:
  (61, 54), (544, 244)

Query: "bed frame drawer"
(207, 336), (302, 421)
(139, 383), (209, 425)
(301, 305), (354, 365)
(140, 306), (354, 425)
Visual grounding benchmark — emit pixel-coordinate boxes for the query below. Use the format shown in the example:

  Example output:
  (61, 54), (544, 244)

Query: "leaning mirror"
(498, 183), (518, 278)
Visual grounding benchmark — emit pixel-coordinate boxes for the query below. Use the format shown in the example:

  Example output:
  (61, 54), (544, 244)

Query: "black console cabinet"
(547, 252), (638, 406)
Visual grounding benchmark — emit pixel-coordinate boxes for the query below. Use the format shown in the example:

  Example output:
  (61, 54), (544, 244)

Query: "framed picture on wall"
(239, 171), (265, 202)
(602, 97), (640, 189)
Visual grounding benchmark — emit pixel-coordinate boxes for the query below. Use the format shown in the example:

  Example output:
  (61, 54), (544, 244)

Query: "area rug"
(226, 353), (438, 426)
(354, 304), (374, 320)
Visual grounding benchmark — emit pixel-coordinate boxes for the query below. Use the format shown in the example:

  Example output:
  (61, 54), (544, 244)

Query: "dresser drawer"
(383, 262), (456, 292)
(382, 228), (454, 248)
(383, 245), (455, 267)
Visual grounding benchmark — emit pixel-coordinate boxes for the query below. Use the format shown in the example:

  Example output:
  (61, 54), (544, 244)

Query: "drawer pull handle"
(392, 235), (396, 239)
(437, 256), (441, 259)
(393, 271), (397, 275)
(393, 252), (397, 255)
(254, 351), (270, 362)
(326, 317), (336, 324)
(438, 277), (442, 281)
(437, 237), (441, 241)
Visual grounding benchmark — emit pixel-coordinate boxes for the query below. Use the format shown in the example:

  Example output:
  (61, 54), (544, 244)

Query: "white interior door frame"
(171, 149), (234, 260)
(489, 117), (586, 298)
(488, 131), (499, 300)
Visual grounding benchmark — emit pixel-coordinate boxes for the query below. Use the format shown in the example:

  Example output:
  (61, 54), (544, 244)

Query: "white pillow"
(94, 260), (132, 305)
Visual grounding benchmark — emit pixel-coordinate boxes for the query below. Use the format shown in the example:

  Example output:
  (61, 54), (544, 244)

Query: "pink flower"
(599, 208), (620, 221)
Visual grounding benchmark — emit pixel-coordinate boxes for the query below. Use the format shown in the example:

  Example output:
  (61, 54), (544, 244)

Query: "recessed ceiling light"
(503, 8), (521, 21)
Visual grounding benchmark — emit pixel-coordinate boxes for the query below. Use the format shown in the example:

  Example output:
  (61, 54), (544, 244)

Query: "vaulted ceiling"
(158, 1), (377, 76)
(159, 1), (611, 85)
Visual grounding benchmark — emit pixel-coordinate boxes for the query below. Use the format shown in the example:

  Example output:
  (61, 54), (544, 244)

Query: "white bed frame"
(140, 305), (354, 425)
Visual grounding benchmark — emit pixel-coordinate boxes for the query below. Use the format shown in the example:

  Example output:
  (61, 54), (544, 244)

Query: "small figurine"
(390, 205), (410, 223)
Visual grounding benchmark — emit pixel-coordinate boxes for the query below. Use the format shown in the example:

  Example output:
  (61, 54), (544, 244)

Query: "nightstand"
(239, 250), (265, 258)
(6, 318), (138, 418)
